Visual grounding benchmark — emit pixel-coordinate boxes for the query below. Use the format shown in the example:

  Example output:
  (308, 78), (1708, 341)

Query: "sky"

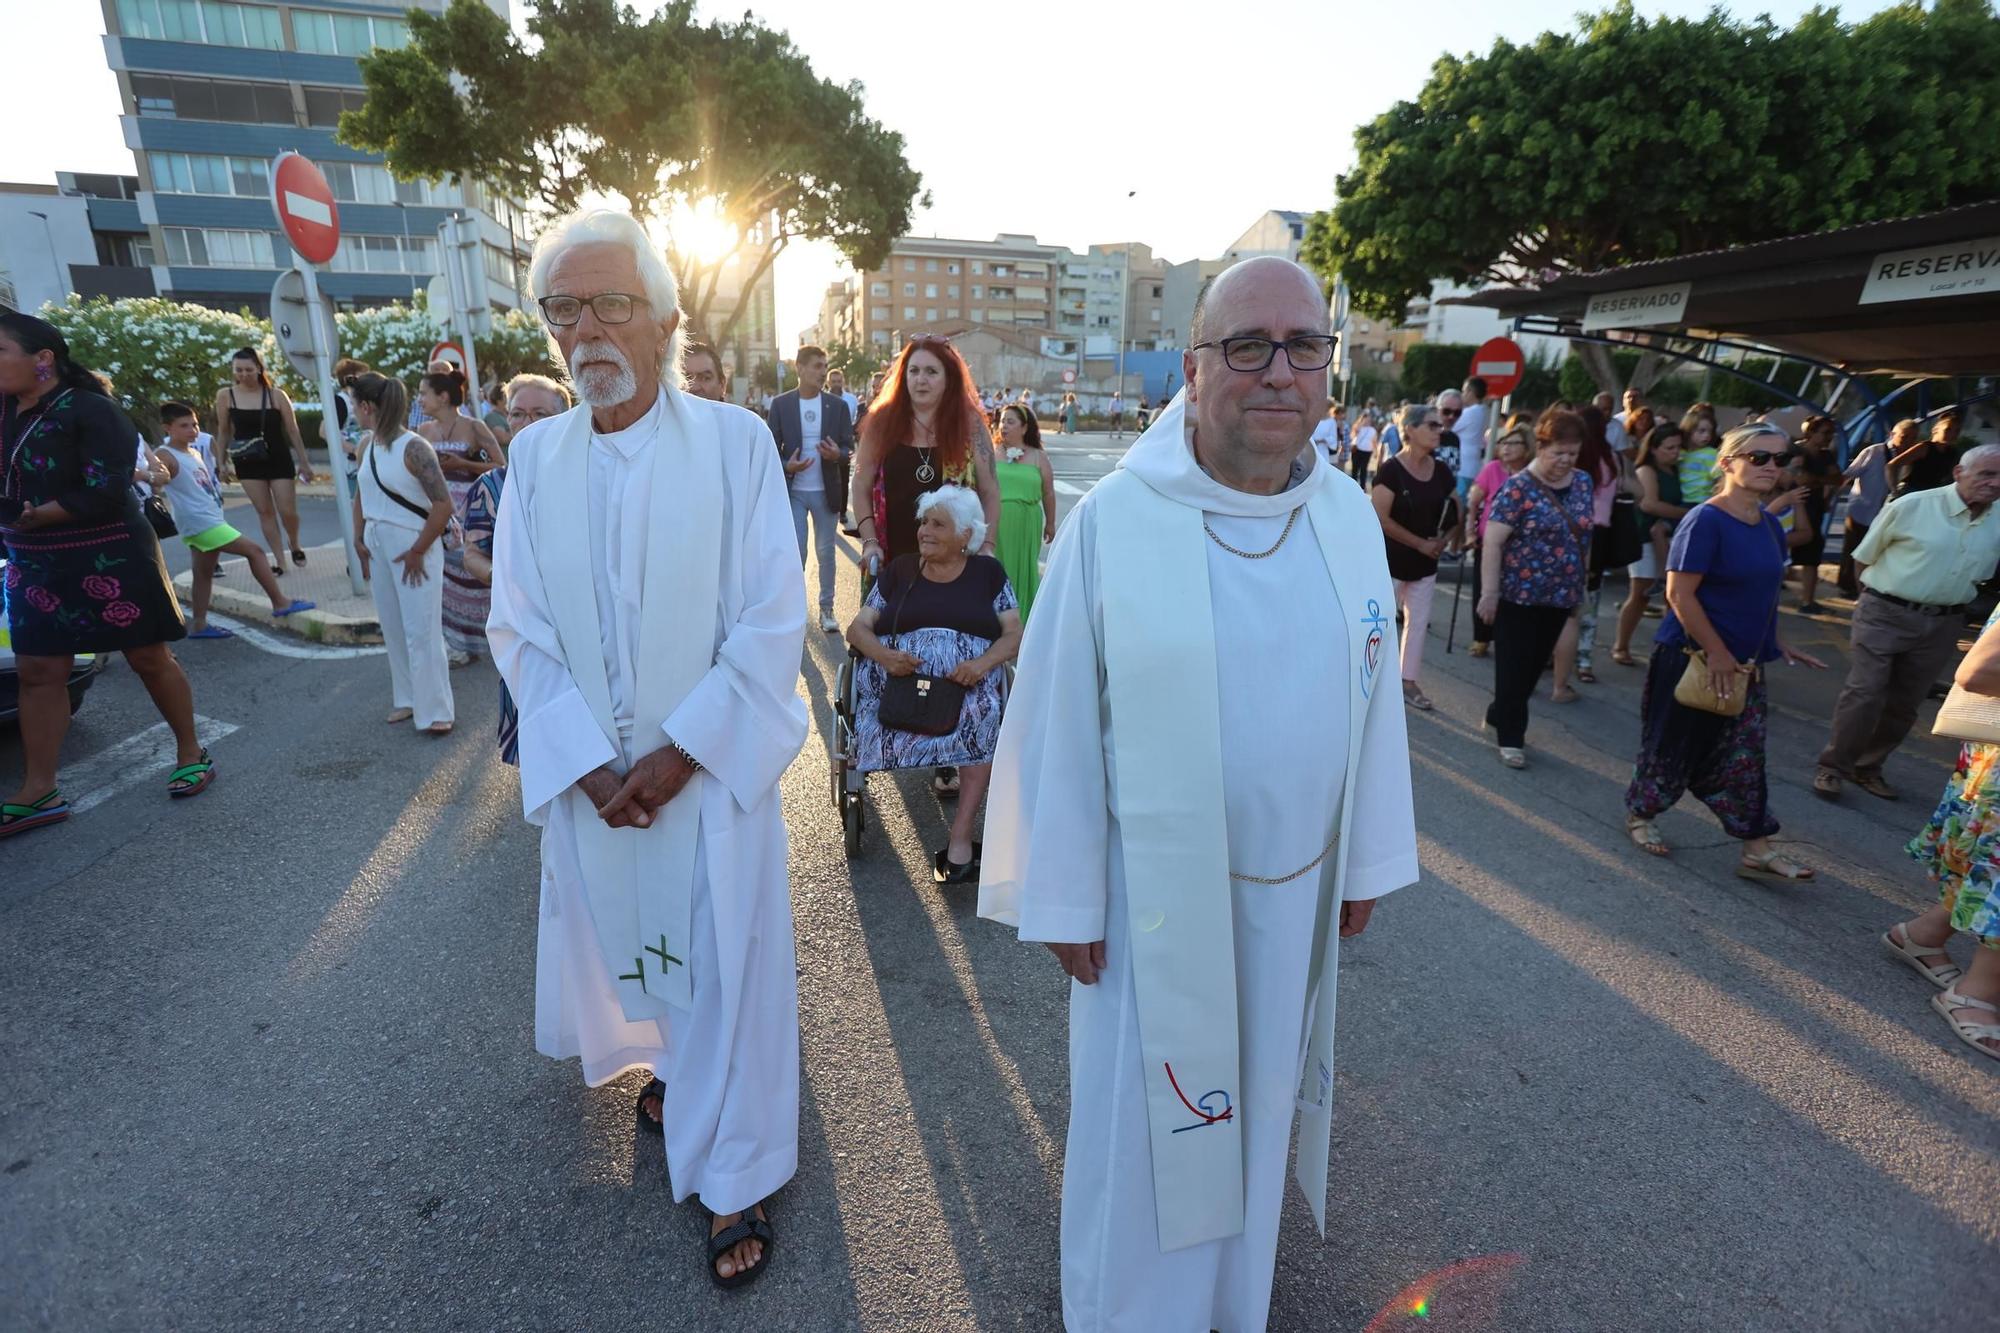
(4, 0), (1904, 342)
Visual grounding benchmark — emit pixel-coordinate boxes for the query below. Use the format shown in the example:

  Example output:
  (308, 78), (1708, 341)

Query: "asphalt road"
(3, 434), (1994, 1331)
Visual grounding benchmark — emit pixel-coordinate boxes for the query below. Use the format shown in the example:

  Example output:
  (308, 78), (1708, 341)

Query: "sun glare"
(665, 198), (741, 265)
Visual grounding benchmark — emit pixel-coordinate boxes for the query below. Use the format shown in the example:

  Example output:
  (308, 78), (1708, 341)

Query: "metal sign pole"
(297, 264), (366, 596)
(439, 214), (482, 396)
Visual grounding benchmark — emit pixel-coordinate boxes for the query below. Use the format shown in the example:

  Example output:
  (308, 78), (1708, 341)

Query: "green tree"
(823, 339), (886, 386)
(339, 0), (927, 348)
(1399, 343), (1480, 401)
(1304, 0), (2000, 319)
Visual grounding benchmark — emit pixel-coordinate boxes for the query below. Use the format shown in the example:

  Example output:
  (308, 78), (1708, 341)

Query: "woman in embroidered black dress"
(0, 312), (211, 839)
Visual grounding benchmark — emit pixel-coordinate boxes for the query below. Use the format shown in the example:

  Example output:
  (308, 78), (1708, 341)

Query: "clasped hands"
(877, 647), (991, 685)
(576, 746), (697, 830)
(1046, 899), (1377, 985)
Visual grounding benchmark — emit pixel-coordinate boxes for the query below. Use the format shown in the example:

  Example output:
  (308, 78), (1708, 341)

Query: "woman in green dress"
(991, 403), (1056, 621)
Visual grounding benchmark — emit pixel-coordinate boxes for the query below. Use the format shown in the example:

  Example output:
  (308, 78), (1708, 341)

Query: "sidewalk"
(171, 537), (381, 644)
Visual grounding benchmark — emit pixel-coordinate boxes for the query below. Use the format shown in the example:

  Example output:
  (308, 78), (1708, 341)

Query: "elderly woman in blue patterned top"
(846, 484), (1023, 884)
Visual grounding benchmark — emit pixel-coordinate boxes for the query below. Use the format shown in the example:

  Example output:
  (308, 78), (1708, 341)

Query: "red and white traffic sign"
(1061, 369), (1077, 384)
(270, 152), (341, 266)
(429, 341), (466, 373)
(1470, 337), (1525, 398)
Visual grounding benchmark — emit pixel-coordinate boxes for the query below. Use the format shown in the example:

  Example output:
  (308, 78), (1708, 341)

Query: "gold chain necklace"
(1202, 505), (1303, 559)
(1231, 827), (1340, 884)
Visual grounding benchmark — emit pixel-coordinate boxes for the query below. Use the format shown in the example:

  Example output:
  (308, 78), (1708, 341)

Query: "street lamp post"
(28, 211), (66, 302)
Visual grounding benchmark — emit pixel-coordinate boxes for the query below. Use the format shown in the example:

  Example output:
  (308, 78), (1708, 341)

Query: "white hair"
(528, 208), (686, 389)
(915, 484), (986, 554)
(503, 372), (571, 408)
(1958, 443), (2000, 470)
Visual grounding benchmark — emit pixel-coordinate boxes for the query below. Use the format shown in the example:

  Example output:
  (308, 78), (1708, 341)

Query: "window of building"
(161, 226), (275, 268)
(971, 261), (983, 275)
(971, 285), (983, 299)
(1151, 285), (1163, 298)
(117, 1), (282, 49)
(1150, 308), (1162, 321)
(302, 86), (367, 127)
(901, 282), (916, 297)
(926, 308), (938, 321)
(291, 9), (403, 55)
(969, 309), (982, 322)
(871, 330), (889, 345)
(903, 306), (916, 319)
(946, 285), (958, 298)
(925, 258), (938, 272)
(902, 258), (916, 273)
(924, 283), (938, 298)
(132, 74), (292, 123)
(327, 234), (434, 275)
(870, 281), (888, 297)
(871, 306), (889, 321)
(1018, 286), (1046, 301)
(946, 263), (960, 275)
(992, 264), (1010, 277)
(483, 243), (517, 288)
(945, 308), (959, 319)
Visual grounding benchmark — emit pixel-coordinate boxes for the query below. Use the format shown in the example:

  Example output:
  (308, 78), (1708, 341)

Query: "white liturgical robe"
(980, 392), (1420, 1333)
(488, 386), (808, 1215)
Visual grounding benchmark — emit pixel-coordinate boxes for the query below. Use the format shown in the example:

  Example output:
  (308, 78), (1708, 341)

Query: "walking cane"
(1441, 496), (1465, 655)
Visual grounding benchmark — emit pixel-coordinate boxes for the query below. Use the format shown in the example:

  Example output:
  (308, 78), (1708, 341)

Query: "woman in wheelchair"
(845, 485), (1022, 884)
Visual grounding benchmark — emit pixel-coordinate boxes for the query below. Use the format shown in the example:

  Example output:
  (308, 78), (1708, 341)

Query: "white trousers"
(1393, 575), (1436, 682)
(364, 519), (454, 729)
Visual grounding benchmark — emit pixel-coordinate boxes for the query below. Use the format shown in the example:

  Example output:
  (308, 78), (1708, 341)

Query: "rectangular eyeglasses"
(1191, 335), (1337, 373)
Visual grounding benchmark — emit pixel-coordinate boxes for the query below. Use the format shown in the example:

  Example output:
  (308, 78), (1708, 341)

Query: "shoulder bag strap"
(368, 436), (433, 524)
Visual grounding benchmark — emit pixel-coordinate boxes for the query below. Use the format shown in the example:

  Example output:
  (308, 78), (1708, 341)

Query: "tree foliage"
(40, 295), (299, 439)
(1305, 0), (2000, 317)
(339, 0), (927, 347)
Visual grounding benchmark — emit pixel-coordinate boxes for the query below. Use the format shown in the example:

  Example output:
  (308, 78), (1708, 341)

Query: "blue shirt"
(1488, 470), (1595, 607)
(1656, 503), (1787, 663)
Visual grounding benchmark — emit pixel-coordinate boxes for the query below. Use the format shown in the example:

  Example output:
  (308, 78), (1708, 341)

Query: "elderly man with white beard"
(486, 209), (807, 1289)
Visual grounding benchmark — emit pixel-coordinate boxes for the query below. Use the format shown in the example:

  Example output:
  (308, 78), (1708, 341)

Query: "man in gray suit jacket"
(769, 344), (855, 631)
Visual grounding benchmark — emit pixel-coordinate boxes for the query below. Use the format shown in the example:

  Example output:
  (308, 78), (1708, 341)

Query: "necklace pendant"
(914, 460), (936, 483)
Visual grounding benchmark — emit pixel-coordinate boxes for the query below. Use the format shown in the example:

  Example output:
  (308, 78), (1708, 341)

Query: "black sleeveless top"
(880, 442), (955, 563)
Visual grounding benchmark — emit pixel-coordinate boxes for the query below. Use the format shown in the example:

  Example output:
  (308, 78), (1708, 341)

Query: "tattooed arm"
(968, 413), (1000, 555)
(392, 436), (456, 586)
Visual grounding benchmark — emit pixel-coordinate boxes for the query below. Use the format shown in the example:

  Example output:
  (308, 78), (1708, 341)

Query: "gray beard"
(569, 340), (639, 410)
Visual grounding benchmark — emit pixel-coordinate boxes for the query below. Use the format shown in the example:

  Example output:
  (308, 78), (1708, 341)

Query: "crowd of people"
(5, 207), (1998, 1330)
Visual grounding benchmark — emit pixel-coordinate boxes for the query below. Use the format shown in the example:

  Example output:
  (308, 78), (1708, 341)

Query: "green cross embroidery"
(645, 935), (683, 976)
(618, 957), (647, 993)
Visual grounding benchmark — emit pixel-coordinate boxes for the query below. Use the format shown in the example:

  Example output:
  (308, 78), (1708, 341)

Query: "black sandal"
(634, 1076), (664, 1136)
(704, 1200), (774, 1290)
(292, 548), (308, 564)
(933, 844), (981, 885)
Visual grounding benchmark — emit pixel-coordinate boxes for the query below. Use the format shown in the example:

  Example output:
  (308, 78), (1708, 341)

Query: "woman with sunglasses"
(1464, 419), (1535, 658)
(1624, 424), (1827, 878)
(1372, 402), (1458, 710)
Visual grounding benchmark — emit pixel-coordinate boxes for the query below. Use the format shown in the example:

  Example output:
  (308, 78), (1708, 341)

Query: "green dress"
(993, 455), (1046, 621)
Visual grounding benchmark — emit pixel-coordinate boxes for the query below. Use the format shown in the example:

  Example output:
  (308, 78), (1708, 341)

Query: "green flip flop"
(0, 788), (69, 839)
(167, 750), (216, 799)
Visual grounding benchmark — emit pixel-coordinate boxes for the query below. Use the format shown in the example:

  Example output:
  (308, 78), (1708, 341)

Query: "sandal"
(1930, 990), (2000, 1061)
(0, 788), (69, 839)
(385, 708), (414, 724)
(703, 1199), (775, 1289)
(634, 1076), (664, 1136)
(1551, 687), (1580, 704)
(273, 599), (316, 617)
(167, 750), (216, 799)
(1610, 650), (1636, 667)
(1812, 769), (1843, 799)
(1402, 681), (1434, 711)
(1576, 667), (1598, 684)
(1626, 815), (1669, 857)
(934, 846), (980, 885)
(1736, 848), (1814, 883)
(931, 767), (960, 797)
(292, 548), (308, 564)
(1497, 746), (1527, 770)
(1881, 924), (1962, 989)
(187, 625), (235, 639)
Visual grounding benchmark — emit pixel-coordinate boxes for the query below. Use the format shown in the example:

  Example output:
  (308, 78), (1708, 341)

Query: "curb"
(171, 571), (383, 645)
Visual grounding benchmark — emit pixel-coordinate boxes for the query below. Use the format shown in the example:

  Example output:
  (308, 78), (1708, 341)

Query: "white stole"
(1093, 446), (1388, 1251)
(529, 390), (723, 1015)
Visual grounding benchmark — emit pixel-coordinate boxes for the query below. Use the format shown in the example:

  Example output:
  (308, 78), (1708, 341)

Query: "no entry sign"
(1470, 337), (1525, 398)
(270, 152), (341, 266)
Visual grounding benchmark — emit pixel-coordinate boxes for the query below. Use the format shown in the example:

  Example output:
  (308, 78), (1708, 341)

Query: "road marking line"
(1088, 452), (1110, 461)
(70, 715), (240, 814)
(206, 613), (385, 659)
(1054, 480), (1088, 497)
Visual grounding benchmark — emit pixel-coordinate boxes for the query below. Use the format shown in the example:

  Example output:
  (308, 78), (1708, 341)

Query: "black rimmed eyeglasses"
(1191, 335), (1337, 373)
(538, 292), (649, 327)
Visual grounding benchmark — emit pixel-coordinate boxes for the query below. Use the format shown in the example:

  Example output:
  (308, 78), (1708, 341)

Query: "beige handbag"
(1933, 683), (2000, 745)
(1673, 648), (1750, 717)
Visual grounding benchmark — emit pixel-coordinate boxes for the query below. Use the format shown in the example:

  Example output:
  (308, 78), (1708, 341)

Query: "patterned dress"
(852, 554), (1016, 772)
(1909, 608), (2000, 947)
(461, 468), (516, 764)
(2, 388), (184, 655)
(431, 432), (488, 658)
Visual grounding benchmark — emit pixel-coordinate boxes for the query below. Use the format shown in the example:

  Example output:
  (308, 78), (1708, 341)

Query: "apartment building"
(853, 233), (1065, 347)
(97, 0), (527, 316)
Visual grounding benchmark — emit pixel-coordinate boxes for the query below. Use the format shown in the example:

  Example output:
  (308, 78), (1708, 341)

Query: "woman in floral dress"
(0, 312), (211, 840)
(1886, 607), (2000, 1063)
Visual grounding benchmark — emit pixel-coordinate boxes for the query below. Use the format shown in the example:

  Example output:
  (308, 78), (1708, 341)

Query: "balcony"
(69, 265), (158, 300)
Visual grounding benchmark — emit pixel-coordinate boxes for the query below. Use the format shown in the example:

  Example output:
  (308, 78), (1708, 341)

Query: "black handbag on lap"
(876, 564), (967, 736)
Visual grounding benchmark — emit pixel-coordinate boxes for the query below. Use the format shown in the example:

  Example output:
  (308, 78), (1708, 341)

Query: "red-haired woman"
(849, 336), (1000, 570)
